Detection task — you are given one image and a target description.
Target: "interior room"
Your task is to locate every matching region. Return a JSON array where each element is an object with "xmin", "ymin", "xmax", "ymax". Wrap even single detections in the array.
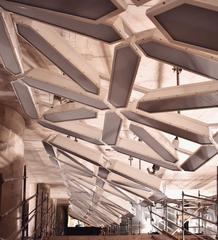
[{"xmin": 0, "ymin": 0, "xmax": 218, "ymax": 239}]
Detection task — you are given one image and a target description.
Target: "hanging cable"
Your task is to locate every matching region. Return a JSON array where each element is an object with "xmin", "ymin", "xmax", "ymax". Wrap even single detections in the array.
[{"xmin": 172, "ymin": 66, "xmax": 182, "ymax": 148}]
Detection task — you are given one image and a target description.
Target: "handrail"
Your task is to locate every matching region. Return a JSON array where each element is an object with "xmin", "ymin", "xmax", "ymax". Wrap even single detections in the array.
[
  {"xmin": 171, "ymin": 206, "xmax": 204, "ymax": 235},
  {"xmin": 13, "ymin": 196, "xmax": 53, "ymax": 240},
  {"xmin": 150, "ymin": 199, "xmax": 217, "ymax": 240},
  {"xmin": 0, "ymin": 166, "xmax": 56, "ymax": 240},
  {"xmin": 166, "ymin": 204, "xmax": 217, "ymax": 225},
  {"xmin": 150, "ymin": 209, "xmax": 181, "ymax": 229},
  {"xmin": 183, "ymin": 193, "xmax": 216, "ymax": 204},
  {"xmin": 0, "ymin": 193, "xmax": 37, "ymax": 220},
  {"xmin": 189, "ymin": 226, "xmax": 217, "ymax": 234},
  {"xmin": 150, "ymin": 210, "xmax": 206, "ymax": 240},
  {"xmin": 1, "ymin": 177, "xmax": 26, "ymax": 183}
]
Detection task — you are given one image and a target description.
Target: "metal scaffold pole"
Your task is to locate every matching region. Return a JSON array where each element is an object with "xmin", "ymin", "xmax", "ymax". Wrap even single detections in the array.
[
  {"xmin": 216, "ymin": 166, "xmax": 218, "ymax": 240},
  {"xmin": 182, "ymin": 191, "xmax": 185, "ymax": 240},
  {"xmin": 22, "ymin": 165, "xmax": 27, "ymax": 240},
  {"xmin": 165, "ymin": 204, "xmax": 168, "ymax": 231}
]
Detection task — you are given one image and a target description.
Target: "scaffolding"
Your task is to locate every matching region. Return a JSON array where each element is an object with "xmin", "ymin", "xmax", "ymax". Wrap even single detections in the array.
[
  {"xmin": 0, "ymin": 166, "xmax": 56, "ymax": 240},
  {"xmin": 150, "ymin": 191, "xmax": 217, "ymax": 240}
]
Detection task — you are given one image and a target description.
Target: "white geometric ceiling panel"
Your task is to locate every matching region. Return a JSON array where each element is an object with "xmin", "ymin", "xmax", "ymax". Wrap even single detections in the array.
[
  {"xmin": 0, "ymin": 8, "xmax": 23, "ymax": 74},
  {"xmin": 113, "ymin": 138, "xmax": 180, "ymax": 171},
  {"xmin": 136, "ymin": 29, "xmax": 218, "ymax": 80},
  {"xmin": 22, "ymin": 68, "xmax": 108, "ymax": 110},
  {"xmin": 147, "ymin": 0, "xmax": 218, "ymax": 54},
  {"xmin": 108, "ymin": 159, "xmax": 162, "ymax": 192},
  {"xmin": 129, "ymin": 124, "xmax": 178, "ymax": 163},
  {"xmin": 108, "ymin": 43, "xmax": 141, "ymax": 107},
  {"xmin": 48, "ymin": 134, "xmax": 104, "ymax": 166},
  {"xmin": 43, "ymin": 103, "xmax": 97, "ymax": 123},
  {"xmin": 1, "ymin": 0, "xmax": 126, "ymax": 23},
  {"xmin": 102, "ymin": 111, "xmax": 122, "ymax": 145},
  {"xmin": 122, "ymin": 109, "xmax": 210, "ymax": 144},
  {"xmin": 39, "ymin": 120, "xmax": 103, "ymax": 145},
  {"xmin": 11, "ymin": 79, "xmax": 39, "ymax": 119},
  {"xmin": 16, "ymin": 19, "xmax": 100, "ymax": 94},
  {"xmin": 137, "ymin": 81, "xmax": 218, "ymax": 112},
  {"xmin": 0, "ymin": 0, "xmax": 125, "ymax": 43},
  {"xmin": 181, "ymin": 145, "xmax": 218, "ymax": 171}
]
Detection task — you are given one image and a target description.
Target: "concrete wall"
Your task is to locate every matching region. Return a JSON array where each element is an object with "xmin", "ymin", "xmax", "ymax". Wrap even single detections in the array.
[
  {"xmin": 0, "ymin": 158, "xmax": 24, "ymax": 239},
  {"xmin": 0, "ymin": 105, "xmax": 25, "ymax": 168},
  {"xmin": 0, "ymin": 105, "xmax": 25, "ymax": 238}
]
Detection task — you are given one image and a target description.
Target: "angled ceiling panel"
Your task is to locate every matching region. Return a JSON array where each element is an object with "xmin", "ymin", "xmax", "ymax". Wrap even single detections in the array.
[
  {"xmin": 101, "ymin": 192, "xmax": 133, "ymax": 213},
  {"xmin": 101, "ymin": 194, "xmax": 131, "ymax": 210},
  {"xmin": 70, "ymin": 178, "xmax": 96, "ymax": 195},
  {"xmin": 122, "ymin": 110, "xmax": 210, "ymax": 144},
  {"xmin": 113, "ymin": 138, "xmax": 180, "ymax": 171},
  {"xmin": 102, "ymin": 112, "xmax": 122, "ymax": 145},
  {"xmin": 48, "ymin": 134, "xmax": 104, "ymax": 166},
  {"xmin": 39, "ymin": 119, "xmax": 103, "ymax": 145},
  {"xmin": 107, "ymin": 173, "xmax": 154, "ymax": 194},
  {"xmin": 108, "ymin": 159, "xmax": 162, "ymax": 192},
  {"xmin": 42, "ymin": 140, "xmax": 56, "ymax": 157},
  {"xmin": 0, "ymin": 9, "xmax": 23, "ymax": 74},
  {"xmin": 132, "ymin": 0, "xmax": 151, "ymax": 6},
  {"xmin": 96, "ymin": 178, "xmax": 105, "ymax": 189},
  {"xmin": 103, "ymin": 183, "xmax": 136, "ymax": 203},
  {"xmin": 22, "ymin": 68, "xmax": 108, "ymax": 110},
  {"xmin": 108, "ymin": 44, "xmax": 141, "ymax": 108},
  {"xmin": 49, "ymin": 156, "xmax": 60, "ymax": 167},
  {"xmin": 101, "ymin": 200, "xmax": 127, "ymax": 215},
  {"xmin": 11, "ymin": 80, "xmax": 39, "ymax": 119},
  {"xmin": 137, "ymin": 81, "xmax": 218, "ymax": 112},
  {"xmin": 130, "ymin": 124, "xmax": 178, "ymax": 163},
  {"xmin": 56, "ymin": 151, "xmax": 94, "ymax": 175},
  {"xmin": 114, "ymin": 184, "xmax": 153, "ymax": 202},
  {"xmin": 136, "ymin": 35, "xmax": 218, "ymax": 80},
  {"xmin": 0, "ymin": 2, "xmax": 124, "ymax": 43},
  {"xmin": 181, "ymin": 145, "xmax": 218, "ymax": 171},
  {"xmin": 147, "ymin": 0, "xmax": 218, "ymax": 54},
  {"xmin": 93, "ymin": 207, "xmax": 118, "ymax": 224},
  {"xmin": 61, "ymin": 165, "xmax": 93, "ymax": 178},
  {"xmin": 75, "ymin": 175, "xmax": 97, "ymax": 187},
  {"xmin": 44, "ymin": 103, "xmax": 97, "ymax": 122},
  {"xmin": 3, "ymin": 0, "xmax": 126, "ymax": 23},
  {"xmin": 16, "ymin": 21, "xmax": 100, "ymax": 94},
  {"xmin": 63, "ymin": 166, "xmax": 93, "ymax": 178},
  {"xmin": 101, "ymin": 195, "xmax": 131, "ymax": 215},
  {"xmin": 99, "ymin": 203, "xmax": 121, "ymax": 218},
  {"xmin": 107, "ymin": 174, "xmax": 153, "ymax": 200},
  {"xmin": 98, "ymin": 167, "xmax": 110, "ymax": 180}
]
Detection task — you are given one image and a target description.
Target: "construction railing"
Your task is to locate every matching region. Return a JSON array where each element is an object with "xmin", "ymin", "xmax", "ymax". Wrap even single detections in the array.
[
  {"xmin": 149, "ymin": 191, "xmax": 218, "ymax": 240},
  {"xmin": 105, "ymin": 221, "xmax": 142, "ymax": 235},
  {"xmin": 0, "ymin": 166, "xmax": 56, "ymax": 240}
]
